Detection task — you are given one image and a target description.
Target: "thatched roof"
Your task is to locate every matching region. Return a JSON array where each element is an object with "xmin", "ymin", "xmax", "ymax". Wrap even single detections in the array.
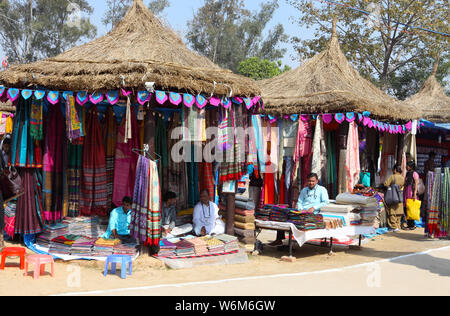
[
  {"xmin": 0, "ymin": 0, "xmax": 259, "ymax": 97},
  {"xmin": 258, "ymin": 22, "xmax": 419, "ymax": 121},
  {"xmin": 0, "ymin": 100, "xmax": 15, "ymax": 113},
  {"xmin": 404, "ymin": 60, "xmax": 450, "ymax": 123}
]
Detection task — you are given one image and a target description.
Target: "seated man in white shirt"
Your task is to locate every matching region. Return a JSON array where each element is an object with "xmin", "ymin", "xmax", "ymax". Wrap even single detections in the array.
[
  {"xmin": 269, "ymin": 173, "xmax": 330, "ymax": 246},
  {"xmin": 193, "ymin": 189, "xmax": 225, "ymax": 236}
]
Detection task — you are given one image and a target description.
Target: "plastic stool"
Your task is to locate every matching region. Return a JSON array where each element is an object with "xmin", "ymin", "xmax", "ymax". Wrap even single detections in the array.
[
  {"xmin": 24, "ymin": 255, "xmax": 55, "ymax": 279},
  {"xmin": 0, "ymin": 247, "xmax": 26, "ymax": 270},
  {"xmin": 104, "ymin": 255, "xmax": 133, "ymax": 279}
]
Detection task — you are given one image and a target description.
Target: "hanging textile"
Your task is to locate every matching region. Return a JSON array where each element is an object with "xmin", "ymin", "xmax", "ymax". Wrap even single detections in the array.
[
  {"xmin": 30, "ymin": 99, "xmax": 43, "ymax": 141},
  {"xmin": 428, "ymin": 168, "xmax": 442, "ymax": 237},
  {"xmin": 42, "ymin": 104, "xmax": 68, "ymax": 222},
  {"xmin": 311, "ymin": 117, "xmax": 327, "ymax": 182},
  {"xmin": 11, "ymin": 97, "xmax": 42, "ymax": 168},
  {"xmin": 67, "ymin": 142, "xmax": 83, "ymax": 217},
  {"xmin": 187, "ymin": 145, "xmax": 200, "ymax": 207},
  {"xmin": 3, "ymin": 202, "xmax": 16, "ymax": 238},
  {"xmin": 125, "ymin": 96, "xmax": 132, "ymax": 142},
  {"xmin": 326, "ymin": 131, "xmax": 337, "ymax": 198},
  {"xmin": 112, "ymin": 106, "xmax": 139, "ymax": 207},
  {"xmin": 65, "ymin": 96, "xmax": 81, "ymax": 141},
  {"xmin": 80, "ymin": 106, "xmax": 108, "ymax": 217},
  {"xmin": 338, "ymin": 149, "xmax": 348, "ymax": 195},
  {"xmin": 440, "ymin": 168, "xmax": 449, "ymax": 236},
  {"xmin": 155, "ymin": 115, "xmax": 168, "ymax": 189},
  {"xmin": 14, "ymin": 169, "xmax": 43, "ymax": 235},
  {"xmin": 279, "ymin": 120, "xmax": 298, "ymax": 178},
  {"xmin": 184, "ymin": 106, "xmax": 206, "ymax": 142},
  {"xmin": 293, "ymin": 119, "xmax": 313, "ymax": 187},
  {"xmin": 199, "ymin": 162, "xmax": 215, "ymax": 200},
  {"xmin": 130, "ymin": 155, "xmax": 161, "ymax": 246},
  {"xmin": 251, "ymin": 115, "xmax": 264, "ymax": 174},
  {"xmin": 380, "ymin": 133, "xmax": 398, "ymax": 184},
  {"xmin": 345, "ymin": 121, "xmax": 360, "ymax": 193},
  {"xmin": 103, "ymin": 107, "xmax": 117, "ymax": 210}
]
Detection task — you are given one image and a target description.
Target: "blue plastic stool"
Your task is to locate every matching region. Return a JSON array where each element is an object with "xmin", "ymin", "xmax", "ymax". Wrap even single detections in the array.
[{"xmin": 104, "ymin": 255, "xmax": 133, "ymax": 279}]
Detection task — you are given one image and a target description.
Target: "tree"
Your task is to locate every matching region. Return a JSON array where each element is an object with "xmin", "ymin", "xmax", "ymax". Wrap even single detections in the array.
[
  {"xmin": 0, "ymin": 0, "xmax": 97, "ymax": 64},
  {"xmin": 186, "ymin": 0, "xmax": 288, "ymax": 73},
  {"xmin": 238, "ymin": 57, "xmax": 290, "ymax": 80},
  {"xmin": 288, "ymin": 0, "xmax": 449, "ymax": 94},
  {"xmin": 103, "ymin": 0, "xmax": 171, "ymax": 30}
]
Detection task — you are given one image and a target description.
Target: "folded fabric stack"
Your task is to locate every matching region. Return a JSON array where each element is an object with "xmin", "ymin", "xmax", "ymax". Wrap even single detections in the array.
[
  {"xmin": 323, "ymin": 217, "xmax": 344, "ymax": 229},
  {"xmin": 200, "ymin": 237, "xmax": 225, "ymax": 254},
  {"xmin": 65, "ymin": 216, "xmax": 103, "ymax": 239},
  {"xmin": 113, "ymin": 243, "xmax": 139, "ymax": 256},
  {"xmin": 92, "ymin": 238, "xmax": 120, "ymax": 257},
  {"xmin": 288, "ymin": 211, "xmax": 325, "ymax": 231},
  {"xmin": 269, "ymin": 205, "xmax": 293, "ymax": 223},
  {"xmin": 37, "ymin": 223, "xmax": 70, "ymax": 248},
  {"xmin": 356, "ymin": 207, "xmax": 379, "ymax": 227},
  {"xmin": 159, "ymin": 239, "xmax": 178, "ymax": 257},
  {"xmin": 234, "ymin": 208, "xmax": 256, "ymax": 246},
  {"xmin": 175, "ymin": 240, "xmax": 195, "ymax": 257},
  {"xmin": 49, "ymin": 234, "xmax": 80, "ymax": 255},
  {"xmin": 348, "ymin": 213, "xmax": 362, "ymax": 226},
  {"xmin": 186, "ymin": 238, "xmax": 209, "ymax": 256},
  {"xmin": 71, "ymin": 237, "xmax": 97, "ymax": 256},
  {"xmin": 215, "ymin": 234, "xmax": 239, "ymax": 252},
  {"xmin": 336, "ymin": 193, "xmax": 379, "ymax": 207},
  {"xmin": 255, "ymin": 205, "xmax": 272, "ymax": 221}
]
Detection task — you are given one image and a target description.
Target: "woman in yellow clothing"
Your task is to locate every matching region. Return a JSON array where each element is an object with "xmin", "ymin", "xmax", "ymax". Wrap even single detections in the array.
[{"xmin": 384, "ymin": 165, "xmax": 405, "ymax": 232}]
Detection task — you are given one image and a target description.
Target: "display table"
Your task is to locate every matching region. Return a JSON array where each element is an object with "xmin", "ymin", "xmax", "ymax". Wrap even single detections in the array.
[{"xmin": 255, "ymin": 219, "xmax": 376, "ymax": 257}]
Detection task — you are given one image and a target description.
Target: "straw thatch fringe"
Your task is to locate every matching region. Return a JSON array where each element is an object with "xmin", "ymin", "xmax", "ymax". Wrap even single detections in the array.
[
  {"xmin": 0, "ymin": 0, "xmax": 259, "ymax": 97},
  {"xmin": 258, "ymin": 35, "xmax": 420, "ymax": 121}
]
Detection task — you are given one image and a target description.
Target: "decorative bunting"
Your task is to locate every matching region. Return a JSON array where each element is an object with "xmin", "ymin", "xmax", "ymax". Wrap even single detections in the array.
[
  {"xmin": 183, "ymin": 94, "xmax": 195, "ymax": 108},
  {"xmin": 221, "ymin": 97, "xmax": 231, "ymax": 109},
  {"xmin": 89, "ymin": 92, "xmax": 103, "ymax": 104},
  {"xmin": 62, "ymin": 91, "xmax": 73, "ymax": 100},
  {"xmin": 7, "ymin": 88, "xmax": 19, "ymax": 102},
  {"xmin": 290, "ymin": 114, "xmax": 298, "ymax": 122},
  {"xmin": 322, "ymin": 114, "xmax": 333, "ymax": 124},
  {"xmin": 106, "ymin": 90, "xmax": 120, "ymax": 105},
  {"xmin": 21, "ymin": 89, "xmax": 33, "ymax": 100},
  {"xmin": 169, "ymin": 92, "xmax": 182, "ymax": 106},
  {"xmin": 196, "ymin": 94, "xmax": 208, "ymax": 109},
  {"xmin": 47, "ymin": 91, "xmax": 59, "ymax": 105},
  {"xmin": 209, "ymin": 96, "xmax": 221, "ymax": 107},
  {"xmin": 232, "ymin": 97, "xmax": 243, "ymax": 104},
  {"xmin": 268, "ymin": 115, "xmax": 277, "ymax": 124},
  {"xmin": 335, "ymin": 113, "xmax": 345, "ymax": 124},
  {"xmin": 301, "ymin": 115, "xmax": 309, "ymax": 121},
  {"xmin": 34, "ymin": 90, "xmax": 45, "ymax": 100},
  {"xmin": 137, "ymin": 91, "xmax": 150, "ymax": 105},
  {"xmin": 363, "ymin": 111, "xmax": 371, "ymax": 117},
  {"xmin": 405, "ymin": 121, "xmax": 412, "ymax": 131},
  {"xmin": 121, "ymin": 89, "xmax": 132, "ymax": 97},
  {"xmin": 76, "ymin": 91, "xmax": 88, "ymax": 106},
  {"xmin": 243, "ymin": 98, "xmax": 252, "ymax": 109},
  {"xmin": 155, "ymin": 90, "xmax": 168, "ymax": 105},
  {"xmin": 358, "ymin": 113, "xmax": 363, "ymax": 122},
  {"xmin": 252, "ymin": 96, "xmax": 261, "ymax": 107},
  {"xmin": 346, "ymin": 112, "xmax": 356, "ymax": 123},
  {"xmin": 0, "ymin": 86, "xmax": 4, "ymax": 98}
]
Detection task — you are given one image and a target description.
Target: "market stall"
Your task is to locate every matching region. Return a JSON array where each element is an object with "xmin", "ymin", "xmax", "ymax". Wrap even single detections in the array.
[
  {"xmin": 0, "ymin": 0, "xmax": 261, "ymax": 261},
  {"xmin": 249, "ymin": 20, "xmax": 421, "ymax": 254}
]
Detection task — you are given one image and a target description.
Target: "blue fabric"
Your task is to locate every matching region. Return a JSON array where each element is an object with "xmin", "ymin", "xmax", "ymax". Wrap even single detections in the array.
[
  {"xmin": 363, "ymin": 227, "xmax": 389, "ymax": 239},
  {"xmin": 297, "ymin": 185, "xmax": 330, "ymax": 211},
  {"xmin": 102, "ymin": 207, "xmax": 132, "ymax": 239}
]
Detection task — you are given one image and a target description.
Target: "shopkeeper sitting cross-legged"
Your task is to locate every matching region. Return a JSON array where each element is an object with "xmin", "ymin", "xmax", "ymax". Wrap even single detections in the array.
[
  {"xmin": 162, "ymin": 191, "xmax": 193, "ymax": 238},
  {"xmin": 101, "ymin": 196, "xmax": 135, "ymax": 244},
  {"xmin": 193, "ymin": 189, "xmax": 225, "ymax": 237},
  {"xmin": 269, "ymin": 173, "xmax": 330, "ymax": 246}
]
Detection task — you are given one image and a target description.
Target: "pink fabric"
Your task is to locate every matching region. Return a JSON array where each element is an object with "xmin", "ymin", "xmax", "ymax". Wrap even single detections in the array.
[
  {"xmin": 293, "ymin": 119, "xmax": 312, "ymax": 164},
  {"xmin": 345, "ymin": 122, "xmax": 360, "ymax": 193},
  {"xmin": 112, "ymin": 107, "xmax": 139, "ymax": 207}
]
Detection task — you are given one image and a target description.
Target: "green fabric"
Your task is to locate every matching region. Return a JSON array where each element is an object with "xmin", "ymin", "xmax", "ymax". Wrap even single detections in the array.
[{"xmin": 326, "ymin": 132, "xmax": 337, "ymax": 198}]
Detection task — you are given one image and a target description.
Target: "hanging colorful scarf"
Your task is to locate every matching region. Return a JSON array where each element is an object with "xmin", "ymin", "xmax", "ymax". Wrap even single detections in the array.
[
  {"xmin": 130, "ymin": 155, "xmax": 150, "ymax": 243},
  {"xmin": 67, "ymin": 142, "xmax": 83, "ymax": 217},
  {"xmin": 311, "ymin": 117, "xmax": 327, "ymax": 182},
  {"xmin": 440, "ymin": 168, "xmax": 449, "ymax": 236},
  {"xmin": 345, "ymin": 121, "xmax": 360, "ymax": 193},
  {"xmin": 125, "ymin": 96, "xmax": 132, "ymax": 143},
  {"xmin": 43, "ymin": 104, "xmax": 68, "ymax": 223},
  {"xmin": 147, "ymin": 159, "xmax": 161, "ymax": 246},
  {"xmin": 112, "ymin": 106, "xmax": 139, "ymax": 208},
  {"xmin": 155, "ymin": 115, "xmax": 168, "ymax": 189},
  {"xmin": 103, "ymin": 107, "xmax": 117, "ymax": 210},
  {"xmin": 80, "ymin": 106, "xmax": 108, "ymax": 217},
  {"xmin": 65, "ymin": 95, "xmax": 81, "ymax": 142},
  {"xmin": 30, "ymin": 99, "xmax": 43, "ymax": 141}
]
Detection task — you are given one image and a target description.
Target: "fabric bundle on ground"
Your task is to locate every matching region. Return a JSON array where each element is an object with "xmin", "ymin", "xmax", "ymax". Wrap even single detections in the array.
[
  {"xmin": 200, "ymin": 236, "xmax": 225, "ymax": 254},
  {"xmin": 80, "ymin": 106, "xmax": 108, "ymax": 217},
  {"xmin": 3, "ymin": 202, "xmax": 16, "ymax": 238},
  {"xmin": 215, "ymin": 234, "xmax": 239, "ymax": 252},
  {"xmin": 71, "ymin": 237, "xmax": 97, "ymax": 256},
  {"xmin": 234, "ymin": 228, "xmax": 254, "ymax": 238},
  {"xmin": 234, "ymin": 214, "xmax": 255, "ymax": 223},
  {"xmin": 175, "ymin": 240, "xmax": 195, "ymax": 256},
  {"xmin": 159, "ymin": 239, "xmax": 177, "ymax": 257},
  {"xmin": 114, "ymin": 243, "xmax": 139, "ymax": 256},
  {"xmin": 186, "ymin": 238, "xmax": 209, "ymax": 256},
  {"xmin": 92, "ymin": 238, "xmax": 120, "ymax": 257},
  {"xmin": 238, "ymin": 236, "xmax": 256, "ymax": 245},
  {"xmin": 234, "ymin": 222, "xmax": 256, "ymax": 230}
]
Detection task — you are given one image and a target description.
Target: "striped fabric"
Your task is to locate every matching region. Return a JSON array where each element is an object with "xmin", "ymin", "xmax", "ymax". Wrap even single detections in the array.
[{"xmin": 147, "ymin": 160, "xmax": 161, "ymax": 246}]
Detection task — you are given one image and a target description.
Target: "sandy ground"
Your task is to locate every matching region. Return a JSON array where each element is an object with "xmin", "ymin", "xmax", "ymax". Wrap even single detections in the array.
[{"xmin": 1, "ymin": 229, "xmax": 449, "ymax": 296}]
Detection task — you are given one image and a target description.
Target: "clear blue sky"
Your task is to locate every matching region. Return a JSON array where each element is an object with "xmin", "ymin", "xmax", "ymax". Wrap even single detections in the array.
[{"xmin": 88, "ymin": 0, "xmax": 316, "ymax": 69}]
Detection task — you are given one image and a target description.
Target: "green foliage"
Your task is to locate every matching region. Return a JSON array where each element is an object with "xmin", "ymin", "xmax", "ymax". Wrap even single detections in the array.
[
  {"xmin": 288, "ymin": 0, "xmax": 449, "ymax": 96},
  {"xmin": 186, "ymin": 0, "xmax": 288, "ymax": 73},
  {"xmin": 0, "ymin": 0, "xmax": 97, "ymax": 63},
  {"xmin": 238, "ymin": 57, "xmax": 290, "ymax": 80}
]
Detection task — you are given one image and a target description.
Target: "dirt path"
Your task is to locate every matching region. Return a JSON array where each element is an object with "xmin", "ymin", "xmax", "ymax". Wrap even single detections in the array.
[{"xmin": 1, "ymin": 229, "xmax": 449, "ymax": 296}]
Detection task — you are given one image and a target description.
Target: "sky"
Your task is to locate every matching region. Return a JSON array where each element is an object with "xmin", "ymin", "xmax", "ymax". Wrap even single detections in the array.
[{"xmin": 88, "ymin": 0, "xmax": 316, "ymax": 69}]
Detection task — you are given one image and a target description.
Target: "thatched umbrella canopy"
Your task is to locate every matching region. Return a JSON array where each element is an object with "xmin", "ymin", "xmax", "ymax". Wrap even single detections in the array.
[
  {"xmin": 0, "ymin": 0, "xmax": 259, "ymax": 97},
  {"xmin": 258, "ymin": 20, "xmax": 418, "ymax": 121},
  {"xmin": 404, "ymin": 59, "xmax": 450, "ymax": 123}
]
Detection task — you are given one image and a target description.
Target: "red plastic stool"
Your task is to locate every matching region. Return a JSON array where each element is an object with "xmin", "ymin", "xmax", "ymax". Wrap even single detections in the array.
[
  {"xmin": 0, "ymin": 247, "xmax": 26, "ymax": 270},
  {"xmin": 24, "ymin": 255, "xmax": 55, "ymax": 279}
]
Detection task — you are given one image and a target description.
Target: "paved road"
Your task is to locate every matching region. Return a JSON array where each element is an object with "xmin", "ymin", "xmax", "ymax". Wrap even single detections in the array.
[{"xmin": 57, "ymin": 246, "xmax": 450, "ymax": 296}]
